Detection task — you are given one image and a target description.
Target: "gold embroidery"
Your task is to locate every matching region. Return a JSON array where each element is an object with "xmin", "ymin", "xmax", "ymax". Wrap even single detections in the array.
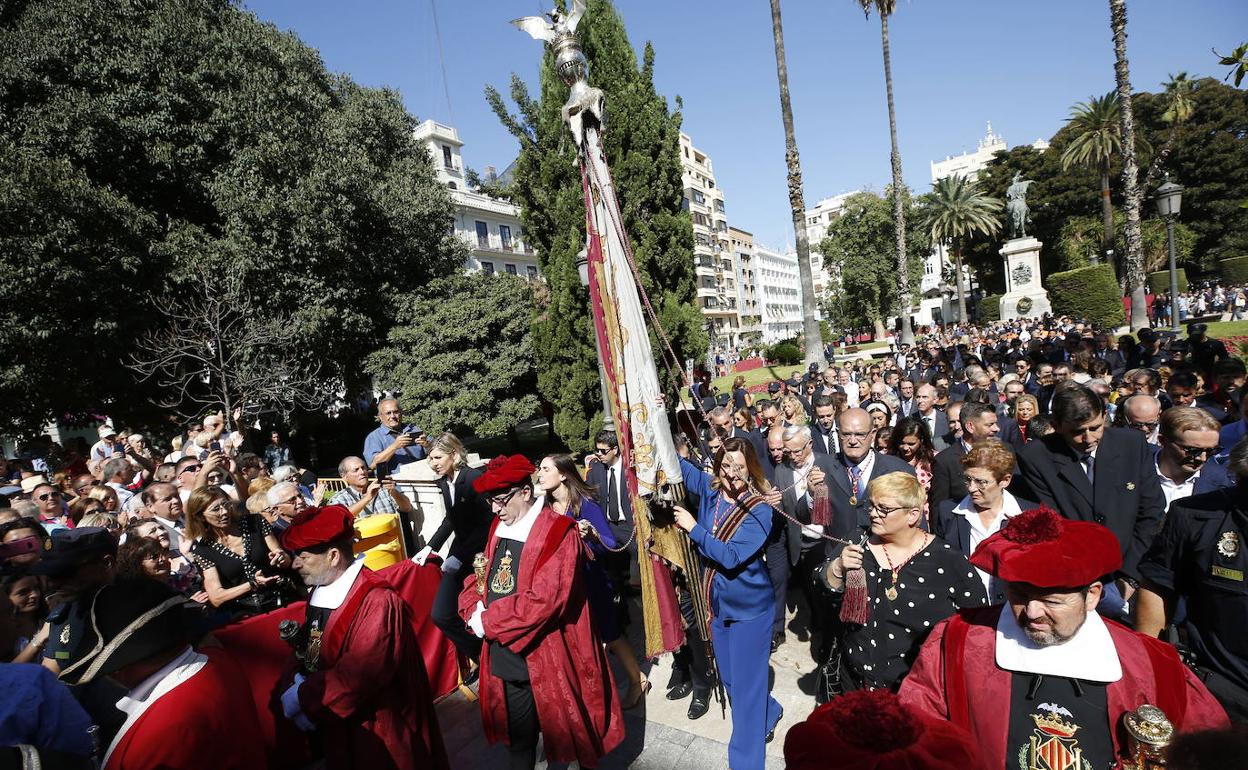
[{"xmin": 491, "ymin": 549, "xmax": 516, "ymax": 595}]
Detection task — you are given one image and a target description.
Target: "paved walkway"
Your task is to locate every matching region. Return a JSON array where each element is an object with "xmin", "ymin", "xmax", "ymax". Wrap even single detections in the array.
[{"xmin": 437, "ymin": 595, "xmax": 821, "ymax": 769}]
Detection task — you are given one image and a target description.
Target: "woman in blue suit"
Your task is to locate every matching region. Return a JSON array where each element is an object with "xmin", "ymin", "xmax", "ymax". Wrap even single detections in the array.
[{"xmin": 673, "ymin": 436, "xmax": 782, "ymax": 769}]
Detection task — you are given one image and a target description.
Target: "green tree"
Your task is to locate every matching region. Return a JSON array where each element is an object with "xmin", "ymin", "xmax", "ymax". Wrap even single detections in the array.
[
  {"xmin": 1214, "ymin": 42, "xmax": 1248, "ymax": 87},
  {"xmin": 484, "ymin": 0, "xmax": 703, "ymax": 452},
  {"xmin": 1058, "ymin": 212, "xmax": 1196, "ymax": 273},
  {"xmin": 769, "ymin": 0, "xmax": 823, "ymax": 366},
  {"xmin": 818, "ymin": 191, "xmax": 926, "ymax": 334},
  {"xmin": 0, "ymin": 0, "xmax": 463, "ymax": 434},
  {"xmin": 1061, "ymin": 92, "xmax": 1122, "ymax": 266},
  {"xmin": 918, "ymin": 176, "xmax": 1003, "ymax": 323},
  {"xmin": 1109, "ymin": 0, "xmax": 1148, "ymax": 327},
  {"xmin": 367, "ymin": 274, "xmax": 540, "ymax": 441},
  {"xmin": 856, "ymin": 0, "xmax": 913, "ymax": 343}
]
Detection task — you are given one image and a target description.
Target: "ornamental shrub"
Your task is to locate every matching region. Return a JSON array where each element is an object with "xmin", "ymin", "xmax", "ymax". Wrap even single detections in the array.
[
  {"xmin": 1220, "ymin": 257, "xmax": 1248, "ymax": 285},
  {"xmin": 1048, "ymin": 264, "xmax": 1126, "ymax": 328},
  {"xmin": 768, "ymin": 342, "xmax": 802, "ymax": 365},
  {"xmin": 977, "ymin": 295, "xmax": 1002, "ymax": 323},
  {"xmin": 1147, "ymin": 270, "xmax": 1188, "ymax": 294}
]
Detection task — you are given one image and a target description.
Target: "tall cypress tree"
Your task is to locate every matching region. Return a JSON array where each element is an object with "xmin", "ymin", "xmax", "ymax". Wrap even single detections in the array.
[{"xmin": 486, "ymin": 0, "xmax": 703, "ymax": 452}]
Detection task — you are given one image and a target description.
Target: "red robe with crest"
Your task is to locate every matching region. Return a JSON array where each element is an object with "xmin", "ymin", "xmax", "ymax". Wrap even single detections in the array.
[
  {"xmin": 899, "ymin": 606, "xmax": 1229, "ymax": 769},
  {"xmin": 297, "ymin": 567, "xmax": 449, "ymax": 770},
  {"xmin": 458, "ymin": 506, "xmax": 625, "ymax": 766}
]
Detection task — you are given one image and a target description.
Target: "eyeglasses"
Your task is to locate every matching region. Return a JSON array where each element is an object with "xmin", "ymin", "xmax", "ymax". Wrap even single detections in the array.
[
  {"xmin": 962, "ymin": 476, "xmax": 997, "ymax": 490},
  {"xmin": 180, "ymin": 465, "xmax": 202, "ymax": 474},
  {"xmin": 1128, "ymin": 420, "xmax": 1160, "ymax": 431},
  {"xmin": 488, "ymin": 488, "xmax": 520, "ymax": 509},
  {"xmin": 1175, "ymin": 443, "xmax": 1221, "ymax": 460},
  {"xmin": 75, "ymin": 480, "xmax": 103, "ymax": 491},
  {"xmin": 36, "ymin": 492, "xmax": 60, "ymax": 501},
  {"xmin": 868, "ymin": 502, "xmax": 908, "ymax": 516},
  {"xmin": 593, "ymin": 447, "xmax": 614, "ymax": 456}
]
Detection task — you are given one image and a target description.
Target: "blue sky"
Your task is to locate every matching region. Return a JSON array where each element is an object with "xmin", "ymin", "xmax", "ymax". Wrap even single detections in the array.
[{"xmin": 244, "ymin": 0, "xmax": 1245, "ymax": 247}]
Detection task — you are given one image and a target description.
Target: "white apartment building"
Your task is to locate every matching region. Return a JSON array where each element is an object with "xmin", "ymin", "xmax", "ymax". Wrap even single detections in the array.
[
  {"xmin": 919, "ymin": 123, "xmax": 1050, "ymax": 325},
  {"xmin": 414, "ymin": 120, "xmax": 541, "ymax": 280},
  {"xmin": 681, "ymin": 132, "xmax": 743, "ymax": 347},
  {"xmin": 756, "ymin": 243, "xmax": 802, "ymax": 343},
  {"xmin": 728, "ymin": 227, "xmax": 762, "ymax": 344},
  {"xmin": 803, "ymin": 191, "xmax": 858, "ymax": 299}
]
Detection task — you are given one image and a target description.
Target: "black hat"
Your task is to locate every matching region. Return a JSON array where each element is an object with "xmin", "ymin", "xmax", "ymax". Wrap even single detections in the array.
[
  {"xmin": 1138, "ymin": 328, "xmax": 1158, "ymax": 342},
  {"xmin": 808, "ymin": 362, "xmax": 821, "ymax": 373},
  {"xmin": 767, "ymin": 382, "xmax": 782, "ymax": 394},
  {"xmin": 60, "ymin": 579, "xmax": 188, "ymax": 684},
  {"xmin": 1188, "ymin": 322, "xmax": 1208, "ymax": 336},
  {"xmin": 30, "ymin": 527, "xmax": 117, "ymax": 577}
]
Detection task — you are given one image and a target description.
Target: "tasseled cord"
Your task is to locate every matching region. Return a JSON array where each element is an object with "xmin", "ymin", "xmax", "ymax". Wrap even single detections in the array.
[{"xmin": 839, "ymin": 566, "xmax": 870, "ymax": 626}]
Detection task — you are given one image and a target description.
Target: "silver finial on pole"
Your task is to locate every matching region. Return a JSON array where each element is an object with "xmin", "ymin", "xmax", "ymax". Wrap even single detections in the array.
[{"xmin": 512, "ymin": 1, "xmax": 603, "ymax": 147}]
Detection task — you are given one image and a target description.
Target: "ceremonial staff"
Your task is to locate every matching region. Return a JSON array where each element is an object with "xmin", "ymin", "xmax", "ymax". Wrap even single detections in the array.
[{"xmin": 512, "ymin": 1, "xmax": 712, "ymax": 668}]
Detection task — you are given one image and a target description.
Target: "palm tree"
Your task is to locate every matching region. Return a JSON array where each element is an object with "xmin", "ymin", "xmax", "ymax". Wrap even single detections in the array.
[
  {"xmin": 1109, "ymin": 0, "xmax": 1148, "ymax": 328},
  {"xmin": 857, "ymin": 0, "xmax": 912, "ymax": 344},
  {"xmin": 1061, "ymin": 92, "xmax": 1121, "ymax": 268},
  {"xmin": 768, "ymin": 0, "xmax": 823, "ymax": 366},
  {"xmin": 919, "ymin": 175, "xmax": 1003, "ymax": 324},
  {"xmin": 1143, "ymin": 72, "xmax": 1197, "ymax": 189}
]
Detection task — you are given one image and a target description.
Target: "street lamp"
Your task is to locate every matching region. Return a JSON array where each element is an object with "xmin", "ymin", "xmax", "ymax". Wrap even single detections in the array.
[
  {"xmin": 576, "ymin": 248, "xmax": 615, "ymax": 432},
  {"xmin": 1155, "ymin": 177, "xmax": 1184, "ymax": 333}
]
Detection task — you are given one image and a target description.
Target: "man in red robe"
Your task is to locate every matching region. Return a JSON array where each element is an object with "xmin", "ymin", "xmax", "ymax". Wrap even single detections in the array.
[
  {"xmin": 458, "ymin": 455, "xmax": 625, "ymax": 769},
  {"xmin": 68, "ymin": 578, "xmax": 266, "ymax": 770},
  {"xmin": 900, "ymin": 507, "xmax": 1228, "ymax": 769},
  {"xmin": 279, "ymin": 504, "xmax": 448, "ymax": 770}
]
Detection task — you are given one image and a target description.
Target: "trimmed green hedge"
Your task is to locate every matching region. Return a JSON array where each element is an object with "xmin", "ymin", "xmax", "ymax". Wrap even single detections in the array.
[
  {"xmin": 1048, "ymin": 264, "xmax": 1126, "ymax": 328},
  {"xmin": 1147, "ymin": 269, "xmax": 1188, "ymax": 295},
  {"xmin": 1221, "ymin": 257, "xmax": 1248, "ymax": 285},
  {"xmin": 768, "ymin": 342, "xmax": 802, "ymax": 365},
  {"xmin": 977, "ymin": 295, "xmax": 1002, "ymax": 323}
]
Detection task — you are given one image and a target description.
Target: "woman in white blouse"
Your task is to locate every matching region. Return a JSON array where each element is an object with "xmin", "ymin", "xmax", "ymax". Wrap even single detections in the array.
[{"xmin": 933, "ymin": 441, "xmax": 1037, "ymax": 604}]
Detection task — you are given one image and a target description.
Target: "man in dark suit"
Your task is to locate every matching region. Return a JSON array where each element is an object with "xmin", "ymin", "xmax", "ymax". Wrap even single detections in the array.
[
  {"xmin": 1093, "ymin": 333, "xmax": 1128, "ymax": 380},
  {"xmin": 914, "ymin": 384, "xmax": 950, "ymax": 452},
  {"xmin": 1036, "ymin": 361, "xmax": 1072, "ymax": 414},
  {"xmin": 1012, "ymin": 358, "xmax": 1041, "ymax": 394},
  {"xmin": 1018, "ymin": 385, "xmax": 1165, "ymax": 617},
  {"xmin": 929, "ymin": 401, "xmax": 1001, "ymax": 510},
  {"xmin": 586, "ymin": 430, "xmax": 636, "ymax": 623},
  {"xmin": 706, "ymin": 405, "xmax": 764, "ymax": 460},
  {"xmin": 825, "ymin": 408, "xmax": 917, "ymax": 541},
  {"xmin": 895, "ymin": 379, "xmax": 917, "ymax": 418},
  {"xmin": 1154, "ymin": 405, "xmax": 1235, "ymax": 512},
  {"xmin": 809, "ymin": 395, "xmax": 838, "ymax": 456}
]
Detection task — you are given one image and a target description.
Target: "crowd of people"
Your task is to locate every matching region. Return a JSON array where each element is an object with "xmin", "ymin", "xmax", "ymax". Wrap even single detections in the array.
[{"xmin": 4, "ymin": 315, "xmax": 1248, "ymax": 768}]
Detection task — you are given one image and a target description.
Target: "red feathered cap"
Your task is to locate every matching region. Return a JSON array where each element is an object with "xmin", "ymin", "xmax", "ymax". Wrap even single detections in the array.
[
  {"xmin": 280, "ymin": 505, "xmax": 355, "ymax": 552},
  {"xmin": 472, "ymin": 455, "xmax": 536, "ymax": 495},
  {"xmin": 784, "ymin": 689, "xmax": 982, "ymax": 770},
  {"xmin": 970, "ymin": 506, "xmax": 1122, "ymax": 588}
]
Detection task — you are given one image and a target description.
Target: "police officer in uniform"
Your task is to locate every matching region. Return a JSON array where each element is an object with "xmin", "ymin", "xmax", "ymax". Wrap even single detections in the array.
[
  {"xmin": 33, "ymin": 527, "xmax": 127, "ymax": 744},
  {"xmin": 1138, "ymin": 437, "xmax": 1248, "ymax": 720}
]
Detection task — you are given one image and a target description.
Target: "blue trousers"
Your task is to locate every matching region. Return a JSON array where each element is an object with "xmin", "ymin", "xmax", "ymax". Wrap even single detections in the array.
[{"xmin": 712, "ymin": 611, "xmax": 783, "ymax": 770}]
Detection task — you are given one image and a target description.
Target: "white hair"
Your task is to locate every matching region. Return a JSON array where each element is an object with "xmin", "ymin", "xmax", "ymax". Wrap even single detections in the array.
[
  {"xmin": 266, "ymin": 481, "xmax": 298, "ymax": 507},
  {"xmin": 271, "ymin": 465, "xmax": 299, "ymax": 483},
  {"xmin": 781, "ymin": 424, "xmax": 811, "ymax": 443}
]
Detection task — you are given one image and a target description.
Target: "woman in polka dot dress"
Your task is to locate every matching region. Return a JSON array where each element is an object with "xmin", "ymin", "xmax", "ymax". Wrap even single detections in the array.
[{"xmin": 820, "ymin": 471, "xmax": 987, "ymax": 691}]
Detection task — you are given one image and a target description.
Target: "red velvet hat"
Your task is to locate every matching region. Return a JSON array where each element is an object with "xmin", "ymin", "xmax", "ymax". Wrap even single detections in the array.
[
  {"xmin": 472, "ymin": 455, "xmax": 536, "ymax": 495},
  {"xmin": 280, "ymin": 505, "xmax": 354, "ymax": 552},
  {"xmin": 784, "ymin": 689, "xmax": 983, "ymax": 770},
  {"xmin": 970, "ymin": 506, "xmax": 1123, "ymax": 588}
]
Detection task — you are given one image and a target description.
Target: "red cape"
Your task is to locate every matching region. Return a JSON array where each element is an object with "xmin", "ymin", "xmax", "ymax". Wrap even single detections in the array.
[
  {"xmin": 215, "ymin": 561, "xmax": 458, "ymax": 770},
  {"xmin": 458, "ymin": 506, "xmax": 625, "ymax": 766},
  {"xmin": 899, "ymin": 606, "xmax": 1229, "ymax": 769},
  {"xmin": 105, "ymin": 647, "xmax": 266, "ymax": 770},
  {"xmin": 297, "ymin": 568, "xmax": 449, "ymax": 770}
]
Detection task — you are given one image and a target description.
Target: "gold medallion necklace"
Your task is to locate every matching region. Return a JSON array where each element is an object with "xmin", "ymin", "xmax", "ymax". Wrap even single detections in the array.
[{"xmin": 879, "ymin": 534, "xmax": 930, "ymax": 601}]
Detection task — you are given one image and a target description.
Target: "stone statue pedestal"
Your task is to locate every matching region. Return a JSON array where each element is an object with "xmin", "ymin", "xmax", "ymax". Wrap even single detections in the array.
[{"xmin": 998, "ymin": 237, "xmax": 1052, "ymax": 320}]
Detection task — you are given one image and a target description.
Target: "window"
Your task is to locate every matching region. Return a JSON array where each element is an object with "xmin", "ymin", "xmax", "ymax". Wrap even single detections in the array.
[
  {"xmin": 692, "ymin": 190, "xmax": 705, "ymax": 205},
  {"xmin": 505, "ymin": 264, "xmax": 517, "ymax": 275},
  {"xmin": 499, "ymin": 225, "xmax": 512, "ymax": 251},
  {"xmin": 526, "ymin": 265, "xmax": 538, "ymax": 279},
  {"xmin": 447, "ymin": 182, "xmax": 457, "ymax": 190},
  {"xmin": 714, "ymin": 199, "xmax": 725, "ymax": 212},
  {"xmin": 693, "ymin": 212, "xmax": 708, "ymax": 227},
  {"xmin": 481, "ymin": 261, "xmax": 495, "ymax": 275},
  {"xmin": 442, "ymin": 146, "xmax": 453, "ymax": 169},
  {"xmin": 475, "ymin": 221, "xmax": 489, "ymax": 248}
]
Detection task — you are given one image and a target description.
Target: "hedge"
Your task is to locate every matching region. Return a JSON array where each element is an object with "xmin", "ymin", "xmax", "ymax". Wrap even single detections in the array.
[
  {"xmin": 1221, "ymin": 257, "xmax": 1248, "ymax": 285},
  {"xmin": 768, "ymin": 342, "xmax": 802, "ymax": 365},
  {"xmin": 1147, "ymin": 269, "xmax": 1188, "ymax": 295},
  {"xmin": 977, "ymin": 295, "xmax": 1002, "ymax": 323},
  {"xmin": 1048, "ymin": 264, "xmax": 1126, "ymax": 328}
]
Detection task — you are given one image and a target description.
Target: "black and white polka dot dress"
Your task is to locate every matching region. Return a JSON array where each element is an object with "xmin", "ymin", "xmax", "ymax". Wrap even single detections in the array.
[{"xmin": 842, "ymin": 538, "xmax": 988, "ymax": 690}]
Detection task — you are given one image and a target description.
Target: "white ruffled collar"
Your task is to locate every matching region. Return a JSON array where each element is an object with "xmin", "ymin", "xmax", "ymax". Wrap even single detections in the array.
[
  {"xmin": 995, "ymin": 603, "xmax": 1122, "ymax": 682},
  {"xmin": 494, "ymin": 495, "xmax": 544, "ymax": 543},
  {"xmin": 309, "ymin": 557, "xmax": 366, "ymax": 610}
]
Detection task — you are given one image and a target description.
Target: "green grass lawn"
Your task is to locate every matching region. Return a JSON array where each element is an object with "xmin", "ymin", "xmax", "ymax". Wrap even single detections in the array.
[
  {"xmin": 708, "ymin": 341, "xmax": 892, "ymax": 393},
  {"xmin": 1206, "ymin": 320, "xmax": 1248, "ymax": 339}
]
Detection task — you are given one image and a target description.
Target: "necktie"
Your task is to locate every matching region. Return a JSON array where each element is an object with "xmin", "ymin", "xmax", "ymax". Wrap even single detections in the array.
[
  {"xmin": 607, "ymin": 468, "xmax": 620, "ymax": 522},
  {"xmin": 1082, "ymin": 453, "xmax": 1095, "ymax": 485},
  {"xmin": 848, "ymin": 464, "xmax": 863, "ymax": 505}
]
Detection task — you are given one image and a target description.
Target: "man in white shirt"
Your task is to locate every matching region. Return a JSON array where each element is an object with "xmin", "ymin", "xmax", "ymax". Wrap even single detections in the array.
[
  {"xmin": 1154, "ymin": 406, "xmax": 1232, "ymax": 511},
  {"xmin": 915, "ymin": 384, "xmax": 949, "ymax": 452},
  {"xmin": 102, "ymin": 457, "xmax": 135, "ymax": 509},
  {"xmin": 140, "ymin": 482, "xmax": 187, "ymax": 554}
]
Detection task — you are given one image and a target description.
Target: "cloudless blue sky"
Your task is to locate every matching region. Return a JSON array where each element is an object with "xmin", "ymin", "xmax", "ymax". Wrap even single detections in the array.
[{"xmin": 244, "ymin": 0, "xmax": 1245, "ymax": 247}]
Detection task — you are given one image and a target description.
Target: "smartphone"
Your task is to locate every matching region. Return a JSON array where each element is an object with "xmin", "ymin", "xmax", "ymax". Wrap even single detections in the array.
[{"xmin": 374, "ymin": 467, "xmax": 389, "ymax": 484}]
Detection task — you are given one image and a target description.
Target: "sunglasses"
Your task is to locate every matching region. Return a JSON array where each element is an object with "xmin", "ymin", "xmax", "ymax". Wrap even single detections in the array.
[
  {"xmin": 487, "ymin": 488, "xmax": 520, "ymax": 509},
  {"xmin": 37, "ymin": 492, "xmax": 60, "ymax": 501},
  {"xmin": 180, "ymin": 465, "xmax": 202, "ymax": 474},
  {"xmin": 1175, "ymin": 443, "xmax": 1221, "ymax": 460},
  {"xmin": 593, "ymin": 447, "xmax": 614, "ymax": 456}
]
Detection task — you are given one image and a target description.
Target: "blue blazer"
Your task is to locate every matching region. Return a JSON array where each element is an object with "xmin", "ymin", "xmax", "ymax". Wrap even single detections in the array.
[
  {"xmin": 1150, "ymin": 445, "xmax": 1236, "ymax": 498},
  {"xmin": 679, "ymin": 457, "xmax": 774, "ymax": 623}
]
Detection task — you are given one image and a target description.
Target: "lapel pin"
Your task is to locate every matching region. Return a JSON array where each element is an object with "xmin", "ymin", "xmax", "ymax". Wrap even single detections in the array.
[{"xmin": 1126, "ymin": 482, "xmax": 1135, "ymax": 490}]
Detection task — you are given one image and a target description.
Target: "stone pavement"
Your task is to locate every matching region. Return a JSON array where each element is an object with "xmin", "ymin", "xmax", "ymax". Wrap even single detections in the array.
[{"xmin": 437, "ymin": 595, "xmax": 822, "ymax": 769}]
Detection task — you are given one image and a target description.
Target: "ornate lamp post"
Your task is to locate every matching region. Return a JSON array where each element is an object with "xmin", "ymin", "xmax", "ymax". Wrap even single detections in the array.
[
  {"xmin": 1155, "ymin": 177, "xmax": 1184, "ymax": 333},
  {"xmin": 576, "ymin": 247, "xmax": 615, "ymax": 431}
]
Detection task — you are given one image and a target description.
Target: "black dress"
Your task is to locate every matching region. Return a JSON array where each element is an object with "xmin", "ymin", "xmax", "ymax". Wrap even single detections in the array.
[
  {"xmin": 191, "ymin": 514, "xmax": 294, "ymax": 615},
  {"xmin": 835, "ymin": 536, "xmax": 988, "ymax": 691}
]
